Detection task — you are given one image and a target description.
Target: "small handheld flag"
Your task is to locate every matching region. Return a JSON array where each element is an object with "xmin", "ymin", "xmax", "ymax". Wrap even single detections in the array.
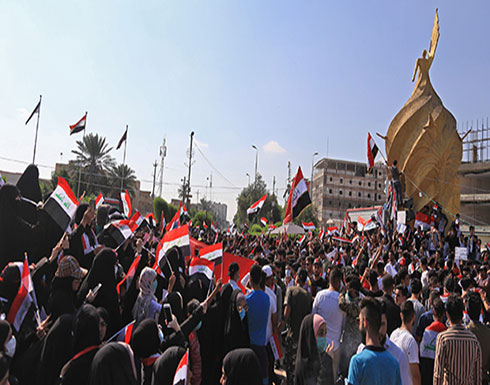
[
  {"xmin": 301, "ymin": 221, "xmax": 315, "ymax": 231},
  {"xmin": 260, "ymin": 217, "xmax": 268, "ymax": 226},
  {"xmin": 173, "ymin": 350, "xmax": 189, "ymax": 385},
  {"xmin": 44, "ymin": 177, "xmax": 78, "ymax": 231},
  {"xmin": 95, "ymin": 193, "xmax": 104, "ymax": 209},
  {"xmin": 367, "ymin": 133, "xmax": 379, "ymax": 172},
  {"xmin": 121, "ymin": 190, "xmax": 132, "ymax": 218},
  {"xmin": 247, "ymin": 195, "xmax": 267, "ymax": 217}
]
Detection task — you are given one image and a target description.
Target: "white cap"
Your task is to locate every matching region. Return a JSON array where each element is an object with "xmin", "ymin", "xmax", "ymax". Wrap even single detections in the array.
[{"xmin": 262, "ymin": 265, "xmax": 273, "ymax": 278}]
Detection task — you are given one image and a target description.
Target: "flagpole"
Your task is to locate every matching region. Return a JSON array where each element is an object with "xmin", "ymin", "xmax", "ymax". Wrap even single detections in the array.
[
  {"xmin": 77, "ymin": 112, "xmax": 87, "ymax": 198},
  {"xmin": 121, "ymin": 124, "xmax": 128, "ymax": 192},
  {"xmin": 32, "ymin": 95, "xmax": 42, "ymax": 164}
]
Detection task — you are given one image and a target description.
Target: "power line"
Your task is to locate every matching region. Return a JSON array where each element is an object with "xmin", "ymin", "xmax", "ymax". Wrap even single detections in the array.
[{"xmin": 193, "ymin": 142, "xmax": 238, "ymax": 187}]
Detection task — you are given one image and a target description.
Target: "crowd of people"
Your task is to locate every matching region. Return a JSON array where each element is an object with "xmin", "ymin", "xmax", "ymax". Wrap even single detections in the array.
[{"xmin": 0, "ymin": 164, "xmax": 489, "ymax": 385}]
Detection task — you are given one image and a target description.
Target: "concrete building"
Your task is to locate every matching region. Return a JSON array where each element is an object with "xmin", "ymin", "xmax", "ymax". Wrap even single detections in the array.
[{"xmin": 311, "ymin": 158, "xmax": 387, "ymax": 225}]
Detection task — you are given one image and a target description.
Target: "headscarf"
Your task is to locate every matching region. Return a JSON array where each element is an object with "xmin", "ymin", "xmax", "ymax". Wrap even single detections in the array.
[
  {"xmin": 223, "ymin": 289, "xmax": 250, "ymax": 354},
  {"xmin": 16, "ymin": 164, "xmax": 42, "ymax": 203},
  {"xmin": 75, "ymin": 203, "xmax": 89, "ymax": 226},
  {"xmin": 151, "ymin": 346, "xmax": 185, "ymax": 385},
  {"xmin": 78, "ymin": 248, "xmax": 120, "ymax": 335},
  {"xmin": 294, "ymin": 314, "xmax": 321, "ymax": 385},
  {"xmin": 90, "ymin": 342, "xmax": 138, "ymax": 385},
  {"xmin": 0, "ymin": 321, "xmax": 10, "ymax": 350},
  {"xmin": 130, "ymin": 319, "xmax": 161, "ymax": 359},
  {"xmin": 313, "ymin": 314, "xmax": 326, "ymax": 336},
  {"xmin": 163, "ymin": 292, "xmax": 185, "ymax": 324},
  {"xmin": 222, "ymin": 348, "xmax": 262, "ymax": 385},
  {"xmin": 132, "ymin": 267, "xmax": 158, "ymax": 324}
]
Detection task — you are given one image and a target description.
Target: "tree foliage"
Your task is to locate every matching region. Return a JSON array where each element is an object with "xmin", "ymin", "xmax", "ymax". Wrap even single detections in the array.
[
  {"xmin": 153, "ymin": 197, "xmax": 178, "ymax": 223},
  {"xmin": 293, "ymin": 205, "xmax": 319, "ymax": 227},
  {"xmin": 192, "ymin": 210, "xmax": 215, "ymax": 228},
  {"xmin": 233, "ymin": 173, "xmax": 282, "ymax": 226},
  {"xmin": 108, "ymin": 164, "xmax": 137, "ymax": 196}
]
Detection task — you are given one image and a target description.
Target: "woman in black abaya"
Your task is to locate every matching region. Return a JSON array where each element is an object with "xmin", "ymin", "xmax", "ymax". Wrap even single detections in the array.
[
  {"xmin": 90, "ymin": 342, "xmax": 138, "ymax": 385},
  {"xmin": 151, "ymin": 346, "xmax": 186, "ymax": 385},
  {"xmin": 220, "ymin": 348, "xmax": 262, "ymax": 385},
  {"xmin": 223, "ymin": 289, "xmax": 249, "ymax": 355}
]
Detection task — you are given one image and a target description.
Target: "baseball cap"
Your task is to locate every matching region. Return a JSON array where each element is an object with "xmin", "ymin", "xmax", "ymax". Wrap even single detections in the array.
[
  {"xmin": 262, "ymin": 265, "xmax": 273, "ymax": 278},
  {"xmin": 56, "ymin": 256, "xmax": 87, "ymax": 280}
]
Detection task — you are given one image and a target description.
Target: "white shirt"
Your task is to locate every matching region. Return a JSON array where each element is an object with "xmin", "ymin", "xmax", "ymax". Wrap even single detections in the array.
[
  {"xmin": 312, "ymin": 288, "xmax": 345, "ymax": 351},
  {"xmin": 265, "ymin": 286, "xmax": 277, "ymax": 342},
  {"xmin": 391, "ymin": 328, "xmax": 419, "ymax": 385},
  {"xmin": 421, "ymin": 270, "xmax": 430, "ymax": 288},
  {"xmin": 357, "ymin": 335, "xmax": 411, "ymax": 385},
  {"xmin": 229, "ymin": 279, "xmax": 240, "ymax": 291}
]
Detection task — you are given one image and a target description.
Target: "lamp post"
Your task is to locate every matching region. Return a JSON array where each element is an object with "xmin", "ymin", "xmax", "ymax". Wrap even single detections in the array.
[
  {"xmin": 311, "ymin": 151, "xmax": 318, "ymax": 196},
  {"xmin": 246, "ymin": 173, "xmax": 250, "ymax": 186},
  {"xmin": 252, "ymin": 145, "xmax": 258, "ymax": 183}
]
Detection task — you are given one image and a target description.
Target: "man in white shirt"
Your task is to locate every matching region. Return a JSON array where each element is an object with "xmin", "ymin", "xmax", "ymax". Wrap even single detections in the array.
[
  {"xmin": 312, "ymin": 267, "xmax": 345, "ymax": 378},
  {"xmin": 228, "ymin": 262, "xmax": 240, "ymax": 291},
  {"xmin": 358, "ymin": 302, "xmax": 411, "ymax": 385},
  {"xmin": 391, "ymin": 301, "xmax": 421, "ymax": 385}
]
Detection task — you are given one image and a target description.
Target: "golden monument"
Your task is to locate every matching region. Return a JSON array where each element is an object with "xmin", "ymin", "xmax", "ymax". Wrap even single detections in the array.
[{"xmin": 384, "ymin": 9, "xmax": 462, "ymax": 216}]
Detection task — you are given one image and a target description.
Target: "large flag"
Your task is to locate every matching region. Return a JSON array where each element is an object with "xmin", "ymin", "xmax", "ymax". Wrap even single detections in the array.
[
  {"xmin": 199, "ymin": 242, "xmax": 223, "ymax": 263},
  {"xmin": 367, "ymin": 133, "xmax": 379, "ymax": 171},
  {"xmin": 301, "ymin": 221, "xmax": 315, "ymax": 231},
  {"xmin": 25, "ymin": 99, "xmax": 41, "ymax": 125},
  {"xmin": 7, "ymin": 257, "xmax": 37, "ymax": 331},
  {"xmin": 95, "ymin": 193, "xmax": 104, "ymax": 209},
  {"xmin": 260, "ymin": 217, "xmax": 268, "ymax": 227},
  {"xmin": 105, "ymin": 219, "xmax": 138, "ymax": 246},
  {"xmin": 189, "ymin": 258, "xmax": 214, "ymax": 280},
  {"xmin": 121, "ymin": 190, "xmax": 132, "ymax": 218},
  {"xmin": 44, "ymin": 177, "xmax": 78, "ymax": 231},
  {"xmin": 327, "ymin": 226, "xmax": 340, "ymax": 236},
  {"xmin": 247, "ymin": 194, "xmax": 267, "ymax": 217},
  {"xmin": 215, "ymin": 252, "xmax": 255, "ymax": 293},
  {"xmin": 155, "ymin": 225, "xmax": 190, "ymax": 271},
  {"xmin": 129, "ymin": 211, "xmax": 144, "ymax": 229},
  {"xmin": 116, "ymin": 254, "xmax": 140, "ymax": 298},
  {"xmin": 173, "ymin": 350, "xmax": 189, "ymax": 385},
  {"xmin": 415, "ymin": 212, "xmax": 433, "ymax": 231},
  {"xmin": 69, "ymin": 113, "xmax": 86, "ymax": 135},
  {"xmin": 116, "ymin": 126, "xmax": 128, "ymax": 150},
  {"xmin": 284, "ymin": 167, "xmax": 311, "ymax": 223}
]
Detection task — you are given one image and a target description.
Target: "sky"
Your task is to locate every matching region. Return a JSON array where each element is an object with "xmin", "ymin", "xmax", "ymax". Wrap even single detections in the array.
[{"xmin": 1, "ymin": 1, "xmax": 489, "ymax": 221}]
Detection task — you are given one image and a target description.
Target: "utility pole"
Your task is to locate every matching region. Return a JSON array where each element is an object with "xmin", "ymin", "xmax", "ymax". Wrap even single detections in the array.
[
  {"xmin": 209, "ymin": 173, "xmax": 213, "ymax": 202},
  {"xmin": 284, "ymin": 161, "xmax": 291, "ymax": 199},
  {"xmin": 272, "ymin": 176, "xmax": 276, "ymax": 197},
  {"xmin": 186, "ymin": 132, "xmax": 195, "ymax": 206},
  {"xmin": 196, "ymin": 190, "xmax": 200, "ymax": 205},
  {"xmin": 157, "ymin": 138, "xmax": 167, "ymax": 197},
  {"xmin": 151, "ymin": 161, "xmax": 158, "ymax": 198},
  {"xmin": 181, "ymin": 177, "xmax": 187, "ymax": 201}
]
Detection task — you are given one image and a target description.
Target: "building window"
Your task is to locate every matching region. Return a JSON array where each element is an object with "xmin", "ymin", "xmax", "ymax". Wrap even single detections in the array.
[
  {"xmin": 378, "ymin": 194, "xmax": 381, "ymax": 199},
  {"xmin": 329, "ymin": 201, "xmax": 332, "ymax": 205},
  {"xmin": 359, "ymin": 181, "xmax": 362, "ymax": 186},
  {"xmin": 368, "ymin": 182, "xmax": 371, "ymax": 187},
  {"xmin": 358, "ymin": 192, "xmax": 361, "ymax": 197},
  {"xmin": 349, "ymin": 180, "xmax": 352, "ymax": 184},
  {"xmin": 340, "ymin": 178, "xmax": 343, "ymax": 184},
  {"xmin": 367, "ymin": 193, "xmax": 371, "ymax": 199},
  {"xmin": 329, "ymin": 189, "xmax": 332, "ymax": 194},
  {"xmin": 329, "ymin": 177, "xmax": 333, "ymax": 182},
  {"xmin": 378, "ymin": 183, "xmax": 381, "ymax": 188},
  {"xmin": 339, "ymin": 190, "xmax": 343, "ymax": 195},
  {"xmin": 348, "ymin": 203, "xmax": 352, "ymax": 208},
  {"xmin": 349, "ymin": 191, "xmax": 352, "ymax": 197}
]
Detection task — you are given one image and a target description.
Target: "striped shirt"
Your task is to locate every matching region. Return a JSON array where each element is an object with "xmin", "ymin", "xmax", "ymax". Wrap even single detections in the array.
[{"xmin": 433, "ymin": 324, "xmax": 482, "ymax": 385}]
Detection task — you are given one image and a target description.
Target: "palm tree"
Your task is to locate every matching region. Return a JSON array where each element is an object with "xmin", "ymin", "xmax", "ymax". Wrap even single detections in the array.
[
  {"xmin": 70, "ymin": 134, "xmax": 115, "ymax": 195},
  {"xmin": 108, "ymin": 163, "xmax": 137, "ymax": 196}
]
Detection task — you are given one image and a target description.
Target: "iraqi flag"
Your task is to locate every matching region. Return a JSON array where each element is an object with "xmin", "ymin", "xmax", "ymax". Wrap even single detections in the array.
[
  {"xmin": 108, "ymin": 321, "xmax": 135, "ymax": 343},
  {"xmin": 247, "ymin": 194, "xmax": 267, "ymax": 217},
  {"xmin": 69, "ymin": 113, "xmax": 86, "ymax": 135},
  {"xmin": 210, "ymin": 222, "xmax": 218, "ymax": 233},
  {"xmin": 95, "ymin": 193, "xmax": 104, "ymax": 209},
  {"xmin": 302, "ymin": 221, "xmax": 315, "ymax": 231},
  {"xmin": 129, "ymin": 211, "xmax": 145, "ymax": 230},
  {"xmin": 154, "ymin": 225, "xmax": 190, "ymax": 271},
  {"xmin": 268, "ymin": 224, "xmax": 276, "ymax": 231},
  {"xmin": 173, "ymin": 350, "xmax": 189, "ymax": 385},
  {"xmin": 166, "ymin": 201, "xmax": 185, "ymax": 231},
  {"xmin": 332, "ymin": 236, "xmax": 352, "ymax": 244},
  {"xmin": 367, "ymin": 133, "xmax": 379, "ymax": 171},
  {"xmin": 44, "ymin": 177, "xmax": 78, "ymax": 231},
  {"xmin": 7, "ymin": 257, "xmax": 37, "ymax": 331},
  {"xmin": 121, "ymin": 190, "xmax": 132, "ymax": 218},
  {"xmin": 327, "ymin": 227, "xmax": 340, "ymax": 236},
  {"xmin": 105, "ymin": 219, "xmax": 138, "ymax": 246},
  {"xmin": 199, "ymin": 242, "xmax": 223, "ymax": 263},
  {"xmin": 116, "ymin": 254, "xmax": 141, "ymax": 298},
  {"xmin": 284, "ymin": 167, "xmax": 311, "ymax": 223},
  {"xmin": 203, "ymin": 222, "xmax": 208, "ymax": 230},
  {"xmin": 298, "ymin": 234, "xmax": 306, "ymax": 246},
  {"xmin": 318, "ymin": 227, "xmax": 324, "ymax": 240},
  {"xmin": 189, "ymin": 258, "xmax": 214, "ymax": 280},
  {"xmin": 260, "ymin": 217, "xmax": 268, "ymax": 226},
  {"xmin": 116, "ymin": 126, "xmax": 128, "ymax": 150},
  {"xmin": 415, "ymin": 212, "xmax": 433, "ymax": 231},
  {"xmin": 145, "ymin": 212, "xmax": 156, "ymax": 227}
]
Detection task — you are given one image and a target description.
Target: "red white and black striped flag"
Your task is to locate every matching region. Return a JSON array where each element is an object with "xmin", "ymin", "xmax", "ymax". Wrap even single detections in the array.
[
  {"xmin": 199, "ymin": 242, "xmax": 223, "ymax": 263},
  {"xmin": 69, "ymin": 113, "xmax": 86, "ymax": 135},
  {"xmin": 260, "ymin": 217, "xmax": 268, "ymax": 226},
  {"xmin": 367, "ymin": 133, "xmax": 379, "ymax": 171},
  {"xmin": 173, "ymin": 350, "xmax": 189, "ymax": 385},
  {"xmin": 116, "ymin": 254, "xmax": 140, "ymax": 298},
  {"xmin": 302, "ymin": 221, "xmax": 315, "ymax": 231},
  {"xmin": 247, "ymin": 194, "xmax": 267, "ymax": 217},
  {"xmin": 284, "ymin": 167, "xmax": 311, "ymax": 223},
  {"xmin": 121, "ymin": 190, "xmax": 132, "ymax": 218},
  {"xmin": 44, "ymin": 177, "xmax": 78, "ymax": 231}
]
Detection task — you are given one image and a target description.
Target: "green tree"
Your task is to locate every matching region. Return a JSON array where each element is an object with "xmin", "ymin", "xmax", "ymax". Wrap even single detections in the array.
[
  {"xmin": 233, "ymin": 173, "xmax": 283, "ymax": 226},
  {"xmin": 153, "ymin": 197, "xmax": 178, "ymax": 223},
  {"xmin": 108, "ymin": 164, "xmax": 137, "ymax": 196},
  {"xmin": 293, "ymin": 205, "xmax": 318, "ymax": 227},
  {"xmin": 70, "ymin": 133, "xmax": 115, "ymax": 195},
  {"xmin": 192, "ymin": 210, "xmax": 214, "ymax": 228}
]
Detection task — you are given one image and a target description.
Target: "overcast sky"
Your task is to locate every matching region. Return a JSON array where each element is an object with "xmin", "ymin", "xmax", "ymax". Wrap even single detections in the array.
[{"xmin": 1, "ymin": 1, "xmax": 489, "ymax": 220}]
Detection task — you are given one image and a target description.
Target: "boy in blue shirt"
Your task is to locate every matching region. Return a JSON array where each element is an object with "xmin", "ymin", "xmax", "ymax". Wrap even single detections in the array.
[
  {"xmin": 348, "ymin": 298, "xmax": 402, "ymax": 385},
  {"xmin": 246, "ymin": 264, "xmax": 270, "ymax": 385}
]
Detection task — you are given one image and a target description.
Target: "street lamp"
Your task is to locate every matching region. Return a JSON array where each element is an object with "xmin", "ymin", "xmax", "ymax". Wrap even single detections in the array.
[
  {"xmin": 252, "ymin": 145, "xmax": 258, "ymax": 183},
  {"xmin": 311, "ymin": 152, "xmax": 319, "ymax": 195},
  {"xmin": 246, "ymin": 173, "xmax": 250, "ymax": 186}
]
